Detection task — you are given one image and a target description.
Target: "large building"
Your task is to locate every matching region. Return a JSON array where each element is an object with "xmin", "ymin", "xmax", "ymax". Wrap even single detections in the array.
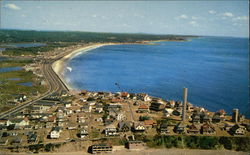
[{"xmin": 90, "ymin": 144, "xmax": 112, "ymax": 154}]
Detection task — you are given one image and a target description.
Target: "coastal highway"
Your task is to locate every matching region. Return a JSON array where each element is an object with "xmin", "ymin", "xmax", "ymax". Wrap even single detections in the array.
[
  {"xmin": 0, "ymin": 45, "xmax": 89, "ymax": 119},
  {"xmin": 0, "ymin": 60, "xmax": 68, "ymax": 119}
]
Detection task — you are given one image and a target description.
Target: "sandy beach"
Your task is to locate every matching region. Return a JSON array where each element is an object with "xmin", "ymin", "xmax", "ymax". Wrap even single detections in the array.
[{"xmin": 52, "ymin": 43, "xmax": 116, "ymax": 91}]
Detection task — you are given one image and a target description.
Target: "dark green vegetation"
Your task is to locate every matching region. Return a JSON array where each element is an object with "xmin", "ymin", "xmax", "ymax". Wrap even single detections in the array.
[
  {"xmin": 0, "ymin": 29, "xmax": 195, "ymax": 43},
  {"xmin": 145, "ymin": 135, "xmax": 250, "ymax": 152},
  {"xmin": 2, "ymin": 42, "xmax": 73, "ymax": 56},
  {"xmin": 0, "ymin": 30, "xmax": 196, "ymax": 56}
]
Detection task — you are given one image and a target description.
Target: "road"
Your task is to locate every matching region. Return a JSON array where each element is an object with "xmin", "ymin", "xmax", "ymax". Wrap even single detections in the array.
[{"xmin": 0, "ymin": 57, "xmax": 69, "ymax": 119}]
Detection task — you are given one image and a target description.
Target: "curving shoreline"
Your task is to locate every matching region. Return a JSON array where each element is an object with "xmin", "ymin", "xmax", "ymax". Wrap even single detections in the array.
[{"xmin": 52, "ymin": 43, "xmax": 117, "ymax": 91}]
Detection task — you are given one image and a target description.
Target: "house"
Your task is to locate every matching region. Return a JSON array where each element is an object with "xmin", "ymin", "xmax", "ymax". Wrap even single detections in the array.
[
  {"xmin": 64, "ymin": 102, "xmax": 72, "ymax": 108},
  {"xmin": 108, "ymin": 104, "xmax": 122, "ymax": 112},
  {"xmin": 230, "ymin": 124, "xmax": 246, "ymax": 136},
  {"xmin": 94, "ymin": 103, "xmax": 103, "ymax": 113},
  {"xmin": 0, "ymin": 137, "xmax": 8, "ymax": 145},
  {"xmin": 118, "ymin": 121, "xmax": 131, "ymax": 132},
  {"xmin": 201, "ymin": 113, "xmax": 211, "ymax": 123},
  {"xmin": 159, "ymin": 122, "xmax": 169, "ymax": 134},
  {"xmin": 163, "ymin": 108, "xmax": 174, "ymax": 117},
  {"xmin": 14, "ymin": 94, "xmax": 27, "ymax": 103},
  {"xmin": 11, "ymin": 135, "xmax": 23, "ymax": 144},
  {"xmin": 174, "ymin": 122, "xmax": 186, "ymax": 134},
  {"xmin": 47, "ymin": 116, "xmax": 56, "ymax": 123},
  {"xmin": 212, "ymin": 114, "xmax": 221, "ymax": 123},
  {"xmin": 150, "ymin": 102, "xmax": 165, "ymax": 111},
  {"xmin": 50, "ymin": 126, "xmax": 62, "ymax": 139},
  {"xmin": 201, "ymin": 123, "xmax": 216, "ymax": 134},
  {"xmin": 137, "ymin": 93, "xmax": 152, "ymax": 101},
  {"xmin": 7, "ymin": 118, "xmax": 29, "ymax": 127},
  {"xmin": 33, "ymin": 100, "xmax": 56, "ymax": 108},
  {"xmin": 0, "ymin": 119, "xmax": 7, "ymax": 125},
  {"xmin": 187, "ymin": 124, "xmax": 199, "ymax": 134},
  {"xmin": 79, "ymin": 129, "xmax": 88, "ymax": 138},
  {"xmin": 133, "ymin": 122, "xmax": 146, "ymax": 132},
  {"xmin": 90, "ymin": 144, "xmax": 112, "ymax": 154},
  {"xmin": 166, "ymin": 100, "xmax": 175, "ymax": 108},
  {"xmin": 217, "ymin": 109, "xmax": 226, "ymax": 116},
  {"xmin": 27, "ymin": 133, "xmax": 37, "ymax": 143},
  {"xmin": 137, "ymin": 105, "xmax": 149, "ymax": 113},
  {"xmin": 144, "ymin": 120, "xmax": 157, "ymax": 128},
  {"xmin": 191, "ymin": 114, "xmax": 200, "ymax": 123},
  {"xmin": 120, "ymin": 92, "xmax": 130, "ymax": 98},
  {"xmin": 81, "ymin": 104, "xmax": 92, "ymax": 113},
  {"xmin": 105, "ymin": 124, "xmax": 118, "ymax": 136}
]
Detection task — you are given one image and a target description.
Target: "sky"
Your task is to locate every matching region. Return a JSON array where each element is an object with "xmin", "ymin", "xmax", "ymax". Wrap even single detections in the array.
[{"xmin": 0, "ymin": 1, "xmax": 249, "ymax": 37}]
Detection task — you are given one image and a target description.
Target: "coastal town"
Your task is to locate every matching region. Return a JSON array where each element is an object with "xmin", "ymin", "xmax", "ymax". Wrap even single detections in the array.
[{"xmin": 0, "ymin": 44, "xmax": 249, "ymax": 154}]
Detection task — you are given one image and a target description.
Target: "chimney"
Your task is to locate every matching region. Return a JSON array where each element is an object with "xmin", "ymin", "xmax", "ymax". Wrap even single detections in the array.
[{"xmin": 182, "ymin": 87, "xmax": 188, "ymax": 121}]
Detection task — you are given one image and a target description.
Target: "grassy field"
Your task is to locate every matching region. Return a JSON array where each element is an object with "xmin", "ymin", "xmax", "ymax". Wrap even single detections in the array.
[{"xmin": 0, "ymin": 60, "xmax": 47, "ymax": 112}]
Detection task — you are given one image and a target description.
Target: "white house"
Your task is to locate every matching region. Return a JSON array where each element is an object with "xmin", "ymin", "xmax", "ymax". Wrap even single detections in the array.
[
  {"xmin": 7, "ymin": 118, "xmax": 29, "ymax": 127},
  {"xmin": 50, "ymin": 127, "xmax": 62, "ymax": 139}
]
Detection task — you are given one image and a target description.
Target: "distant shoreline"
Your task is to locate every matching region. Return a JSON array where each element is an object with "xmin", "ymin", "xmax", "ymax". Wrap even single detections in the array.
[{"xmin": 52, "ymin": 43, "xmax": 115, "ymax": 91}]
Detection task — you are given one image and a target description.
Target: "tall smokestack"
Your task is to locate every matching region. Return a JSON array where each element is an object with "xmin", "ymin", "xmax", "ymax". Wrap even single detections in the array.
[
  {"xmin": 232, "ymin": 108, "xmax": 239, "ymax": 123},
  {"xmin": 182, "ymin": 87, "xmax": 188, "ymax": 121}
]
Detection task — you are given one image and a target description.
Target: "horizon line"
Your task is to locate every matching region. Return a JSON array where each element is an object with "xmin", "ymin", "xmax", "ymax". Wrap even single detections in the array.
[{"xmin": 0, "ymin": 28, "xmax": 249, "ymax": 39}]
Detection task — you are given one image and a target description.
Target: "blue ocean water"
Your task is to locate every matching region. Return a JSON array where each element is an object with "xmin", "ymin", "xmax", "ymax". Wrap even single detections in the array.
[{"xmin": 65, "ymin": 37, "xmax": 249, "ymax": 117}]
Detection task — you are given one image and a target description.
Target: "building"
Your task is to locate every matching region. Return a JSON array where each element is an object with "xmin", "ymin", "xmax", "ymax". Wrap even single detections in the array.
[
  {"xmin": 159, "ymin": 122, "xmax": 169, "ymax": 134},
  {"xmin": 105, "ymin": 124, "xmax": 118, "ymax": 136},
  {"xmin": 144, "ymin": 120, "xmax": 157, "ymax": 128},
  {"xmin": 50, "ymin": 127, "xmax": 62, "ymax": 139},
  {"xmin": 79, "ymin": 129, "xmax": 88, "ymax": 138},
  {"xmin": 90, "ymin": 144, "xmax": 112, "ymax": 154},
  {"xmin": 150, "ymin": 102, "xmax": 165, "ymax": 111},
  {"xmin": 212, "ymin": 114, "xmax": 222, "ymax": 123},
  {"xmin": 191, "ymin": 114, "xmax": 200, "ymax": 123},
  {"xmin": 118, "ymin": 121, "xmax": 131, "ymax": 132},
  {"xmin": 27, "ymin": 132, "xmax": 37, "ymax": 143},
  {"xmin": 120, "ymin": 92, "xmax": 130, "ymax": 98},
  {"xmin": 7, "ymin": 118, "xmax": 29, "ymax": 127},
  {"xmin": 133, "ymin": 122, "xmax": 146, "ymax": 132},
  {"xmin": 201, "ymin": 123, "xmax": 216, "ymax": 134},
  {"xmin": 137, "ymin": 93, "xmax": 152, "ymax": 101},
  {"xmin": 230, "ymin": 124, "xmax": 246, "ymax": 136},
  {"xmin": 137, "ymin": 104, "xmax": 149, "ymax": 113},
  {"xmin": 187, "ymin": 124, "xmax": 199, "ymax": 134},
  {"xmin": 174, "ymin": 122, "xmax": 186, "ymax": 134}
]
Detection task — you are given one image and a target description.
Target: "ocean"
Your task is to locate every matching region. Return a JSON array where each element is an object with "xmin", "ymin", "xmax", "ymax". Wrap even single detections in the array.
[{"xmin": 64, "ymin": 37, "xmax": 249, "ymax": 117}]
